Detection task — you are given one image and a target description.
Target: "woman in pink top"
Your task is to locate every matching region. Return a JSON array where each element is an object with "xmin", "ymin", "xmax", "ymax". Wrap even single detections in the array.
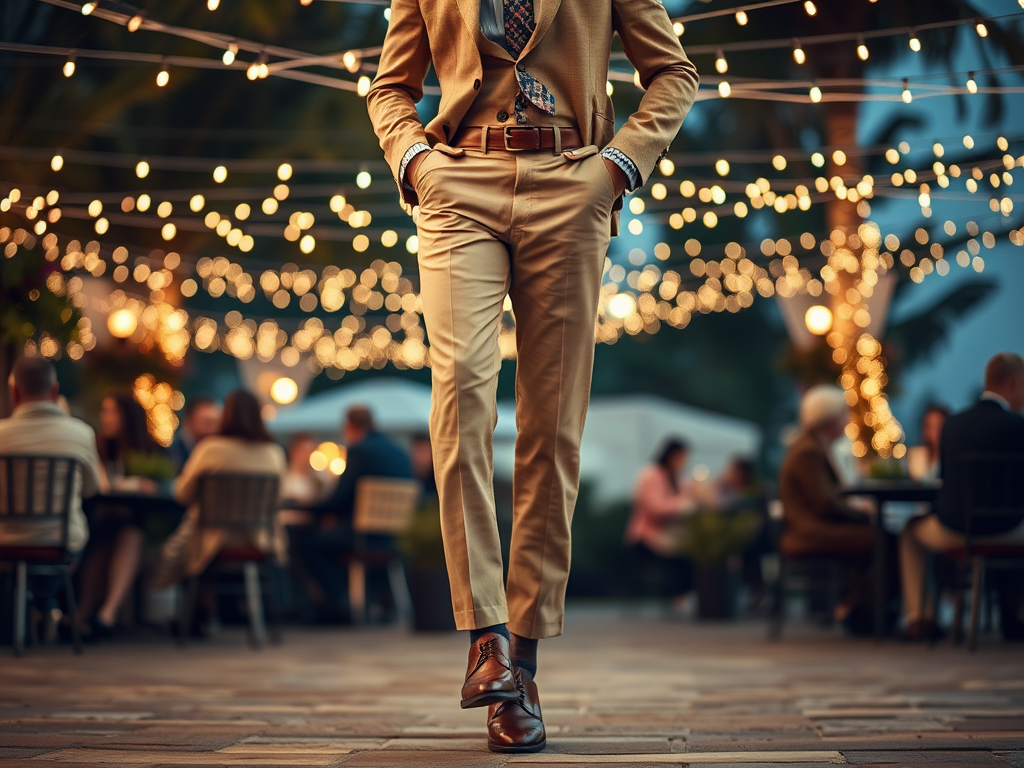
[{"xmin": 626, "ymin": 438, "xmax": 698, "ymax": 600}]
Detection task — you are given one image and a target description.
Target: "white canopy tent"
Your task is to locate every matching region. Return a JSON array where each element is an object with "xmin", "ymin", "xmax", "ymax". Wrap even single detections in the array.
[
  {"xmin": 270, "ymin": 381, "xmax": 759, "ymax": 504},
  {"xmin": 267, "ymin": 377, "xmax": 518, "ymax": 442},
  {"xmin": 493, "ymin": 394, "xmax": 761, "ymax": 504}
]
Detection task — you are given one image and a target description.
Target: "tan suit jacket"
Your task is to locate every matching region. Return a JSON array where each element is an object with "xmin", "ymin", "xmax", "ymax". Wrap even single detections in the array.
[{"xmin": 367, "ymin": 0, "xmax": 699, "ymax": 207}]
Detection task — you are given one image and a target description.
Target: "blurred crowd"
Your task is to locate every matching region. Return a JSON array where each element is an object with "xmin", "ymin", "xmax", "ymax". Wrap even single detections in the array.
[
  {"xmin": 0, "ymin": 356, "xmax": 433, "ymax": 643},
  {"xmin": 625, "ymin": 351, "xmax": 1024, "ymax": 641}
]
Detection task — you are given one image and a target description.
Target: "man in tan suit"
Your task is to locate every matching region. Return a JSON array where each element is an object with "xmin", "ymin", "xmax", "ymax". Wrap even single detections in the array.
[{"xmin": 368, "ymin": 0, "xmax": 697, "ymax": 752}]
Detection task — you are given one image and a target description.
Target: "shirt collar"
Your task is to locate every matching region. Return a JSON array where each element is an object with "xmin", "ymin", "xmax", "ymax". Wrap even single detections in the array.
[
  {"xmin": 11, "ymin": 401, "xmax": 65, "ymax": 419},
  {"xmin": 980, "ymin": 391, "xmax": 1011, "ymax": 411}
]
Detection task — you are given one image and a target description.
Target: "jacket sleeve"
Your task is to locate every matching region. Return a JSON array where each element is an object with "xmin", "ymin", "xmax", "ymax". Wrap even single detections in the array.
[
  {"xmin": 609, "ymin": 0, "xmax": 699, "ymax": 186},
  {"xmin": 800, "ymin": 448, "xmax": 866, "ymax": 523},
  {"xmin": 365, "ymin": 0, "xmax": 433, "ymax": 204}
]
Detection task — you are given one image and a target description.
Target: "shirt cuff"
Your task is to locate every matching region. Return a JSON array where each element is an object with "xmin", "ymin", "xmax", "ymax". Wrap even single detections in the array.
[
  {"xmin": 599, "ymin": 147, "xmax": 642, "ymax": 193},
  {"xmin": 399, "ymin": 142, "xmax": 431, "ymax": 191}
]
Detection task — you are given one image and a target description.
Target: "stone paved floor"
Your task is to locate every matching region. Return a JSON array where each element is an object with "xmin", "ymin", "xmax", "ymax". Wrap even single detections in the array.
[{"xmin": 2, "ymin": 605, "xmax": 1023, "ymax": 767}]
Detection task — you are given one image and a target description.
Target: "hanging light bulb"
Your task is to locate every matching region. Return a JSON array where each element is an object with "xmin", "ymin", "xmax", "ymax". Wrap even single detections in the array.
[
  {"xmin": 62, "ymin": 54, "xmax": 76, "ymax": 77},
  {"xmin": 975, "ymin": 19, "xmax": 988, "ymax": 37},
  {"xmin": 718, "ymin": 80, "xmax": 731, "ymax": 98},
  {"xmin": 715, "ymin": 48, "xmax": 728, "ymax": 74},
  {"xmin": 222, "ymin": 43, "xmax": 238, "ymax": 66},
  {"xmin": 792, "ymin": 39, "xmax": 806, "ymax": 65},
  {"xmin": 207, "ymin": 0, "xmax": 220, "ymax": 9},
  {"xmin": 809, "ymin": 85, "xmax": 822, "ymax": 103},
  {"xmin": 908, "ymin": 30, "xmax": 921, "ymax": 52},
  {"xmin": 901, "ymin": 78, "xmax": 912, "ymax": 103},
  {"xmin": 803, "ymin": 1, "xmax": 817, "ymax": 16},
  {"xmin": 156, "ymin": 61, "xmax": 169, "ymax": 87},
  {"xmin": 966, "ymin": 71, "xmax": 978, "ymax": 94},
  {"xmin": 735, "ymin": 10, "xmax": 748, "ymax": 25},
  {"xmin": 856, "ymin": 38, "xmax": 869, "ymax": 61},
  {"xmin": 357, "ymin": 75, "xmax": 371, "ymax": 96},
  {"xmin": 80, "ymin": 2, "xmax": 96, "ymax": 14},
  {"xmin": 127, "ymin": 12, "xmax": 143, "ymax": 32}
]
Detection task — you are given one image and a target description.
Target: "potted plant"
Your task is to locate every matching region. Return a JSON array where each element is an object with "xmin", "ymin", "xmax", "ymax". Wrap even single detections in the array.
[
  {"xmin": 399, "ymin": 499, "xmax": 456, "ymax": 632},
  {"xmin": 678, "ymin": 509, "xmax": 762, "ymax": 620}
]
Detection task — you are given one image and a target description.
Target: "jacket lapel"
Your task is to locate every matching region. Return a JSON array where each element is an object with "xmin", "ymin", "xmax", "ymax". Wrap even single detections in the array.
[
  {"xmin": 455, "ymin": 0, "xmax": 482, "ymax": 44},
  {"xmin": 519, "ymin": 0, "xmax": 562, "ymax": 59}
]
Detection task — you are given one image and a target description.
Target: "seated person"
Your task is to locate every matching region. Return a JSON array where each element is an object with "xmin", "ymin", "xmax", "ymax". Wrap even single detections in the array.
[
  {"xmin": 151, "ymin": 389, "xmax": 287, "ymax": 589},
  {"xmin": 715, "ymin": 456, "xmax": 770, "ymax": 605},
  {"xmin": 779, "ymin": 386, "xmax": 884, "ymax": 633},
  {"xmin": 168, "ymin": 395, "xmax": 222, "ymax": 472},
  {"xmin": 900, "ymin": 352, "xmax": 1024, "ymax": 641},
  {"xmin": 293, "ymin": 405, "xmax": 414, "ymax": 622},
  {"xmin": 77, "ymin": 390, "xmax": 170, "ymax": 638},
  {"xmin": 625, "ymin": 438, "xmax": 698, "ymax": 602},
  {"xmin": 0, "ymin": 357, "xmax": 104, "ymax": 628}
]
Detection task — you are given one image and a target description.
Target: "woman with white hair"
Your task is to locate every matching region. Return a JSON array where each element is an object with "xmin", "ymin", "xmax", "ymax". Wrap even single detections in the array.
[{"xmin": 778, "ymin": 385, "xmax": 884, "ymax": 633}]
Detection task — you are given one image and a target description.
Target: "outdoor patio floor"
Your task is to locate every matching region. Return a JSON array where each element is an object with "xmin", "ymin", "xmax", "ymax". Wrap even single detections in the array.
[{"xmin": 2, "ymin": 605, "xmax": 1023, "ymax": 768}]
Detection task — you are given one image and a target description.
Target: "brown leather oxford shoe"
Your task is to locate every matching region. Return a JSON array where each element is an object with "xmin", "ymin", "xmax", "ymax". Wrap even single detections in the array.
[
  {"xmin": 460, "ymin": 633, "xmax": 518, "ymax": 709},
  {"xmin": 486, "ymin": 667, "xmax": 546, "ymax": 753}
]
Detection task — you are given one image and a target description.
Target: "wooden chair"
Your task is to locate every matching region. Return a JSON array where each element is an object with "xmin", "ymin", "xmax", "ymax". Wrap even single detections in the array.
[
  {"xmin": 178, "ymin": 472, "xmax": 281, "ymax": 649},
  {"xmin": 347, "ymin": 477, "xmax": 420, "ymax": 627},
  {"xmin": 927, "ymin": 454, "xmax": 1024, "ymax": 651},
  {"xmin": 0, "ymin": 455, "xmax": 84, "ymax": 656}
]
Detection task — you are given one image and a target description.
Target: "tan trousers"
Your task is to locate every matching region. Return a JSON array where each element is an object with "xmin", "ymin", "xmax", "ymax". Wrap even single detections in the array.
[
  {"xmin": 415, "ymin": 143, "xmax": 616, "ymax": 639},
  {"xmin": 900, "ymin": 513, "xmax": 1024, "ymax": 621}
]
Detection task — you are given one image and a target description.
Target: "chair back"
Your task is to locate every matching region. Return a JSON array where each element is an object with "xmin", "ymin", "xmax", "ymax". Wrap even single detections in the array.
[
  {"xmin": 196, "ymin": 473, "xmax": 280, "ymax": 535},
  {"xmin": 957, "ymin": 453, "xmax": 1024, "ymax": 549},
  {"xmin": 353, "ymin": 477, "xmax": 421, "ymax": 535},
  {"xmin": 0, "ymin": 455, "xmax": 80, "ymax": 551}
]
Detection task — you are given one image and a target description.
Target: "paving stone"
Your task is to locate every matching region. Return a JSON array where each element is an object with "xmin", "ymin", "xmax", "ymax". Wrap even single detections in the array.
[{"xmin": 3, "ymin": 609, "xmax": 1023, "ymax": 767}]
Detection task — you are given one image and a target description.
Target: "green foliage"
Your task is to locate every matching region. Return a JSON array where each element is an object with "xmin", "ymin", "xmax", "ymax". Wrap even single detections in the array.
[
  {"xmin": 677, "ymin": 509, "xmax": 761, "ymax": 564},
  {"xmin": 399, "ymin": 499, "xmax": 446, "ymax": 571},
  {"xmin": 123, "ymin": 450, "xmax": 176, "ymax": 482},
  {"xmin": 0, "ymin": 247, "xmax": 79, "ymax": 349}
]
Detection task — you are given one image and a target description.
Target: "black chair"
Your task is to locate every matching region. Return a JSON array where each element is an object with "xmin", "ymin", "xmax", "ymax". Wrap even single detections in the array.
[
  {"xmin": 924, "ymin": 453, "xmax": 1024, "ymax": 651},
  {"xmin": 344, "ymin": 477, "xmax": 420, "ymax": 627},
  {"xmin": 0, "ymin": 455, "xmax": 84, "ymax": 656},
  {"xmin": 178, "ymin": 472, "xmax": 281, "ymax": 649},
  {"xmin": 766, "ymin": 497, "xmax": 867, "ymax": 640}
]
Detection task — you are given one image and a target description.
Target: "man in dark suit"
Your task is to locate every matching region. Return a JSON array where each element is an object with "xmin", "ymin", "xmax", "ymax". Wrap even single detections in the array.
[
  {"xmin": 900, "ymin": 352, "xmax": 1024, "ymax": 641},
  {"xmin": 294, "ymin": 406, "xmax": 414, "ymax": 621}
]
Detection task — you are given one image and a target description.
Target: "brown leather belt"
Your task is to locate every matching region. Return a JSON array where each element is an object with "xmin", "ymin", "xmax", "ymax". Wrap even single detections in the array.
[{"xmin": 452, "ymin": 126, "xmax": 584, "ymax": 153}]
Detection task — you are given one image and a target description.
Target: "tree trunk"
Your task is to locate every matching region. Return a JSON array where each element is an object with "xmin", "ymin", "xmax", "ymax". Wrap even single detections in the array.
[{"xmin": 0, "ymin": 341, "xmax": 15, "ymax": 419}]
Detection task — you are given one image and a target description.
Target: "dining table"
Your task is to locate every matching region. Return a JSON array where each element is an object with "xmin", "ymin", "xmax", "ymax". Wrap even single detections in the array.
[{"xmin": 841, "ymin": 478, "xmax": 942, "ymax": 639}]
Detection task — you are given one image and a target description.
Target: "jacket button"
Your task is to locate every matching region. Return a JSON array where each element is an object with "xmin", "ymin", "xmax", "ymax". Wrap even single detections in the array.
[
  {"xmin": 497, "ymin": 110, "xmax": 510, "ymax": 122},
  {"xmin": 516, "ymin": 62, "xmax": 526, "ymax": 72},
  {"xmin": 473, "ymin": 78, "xmax": 481, "ymax": 90}
]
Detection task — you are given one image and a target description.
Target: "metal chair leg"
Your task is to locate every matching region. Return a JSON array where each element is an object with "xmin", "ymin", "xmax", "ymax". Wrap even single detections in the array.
[
  {"xmin": 387, "ymin": 558, "xmax": 414, "ymax": 629},
  {"xmin": 768, "ymin": 558, "xmax": 786, "ymax": 641},
  {"xmin": 348, "ymin": 560, "xmax": 366, "ymax": 626},
  {"xmin": 178, "ymin": 576, "xmax": 199, "ymax": 648},
  {"xmin": 63, "ymin": 571, "xmax": 83, "ymax": 655},
  {"xmin": 262, "ymin": 565, "xmax": 283, "ymax": 646},
  {"xmin": 921, "ymin": 554, "xmax": 937, "ymax": 650},
  {"xmin": 951, "ymin": 587, "xmax": 965, "ymax": 645},
  {"xmin": 968, "ymin": 559, "xmax": 983, "ymax": 652},
  {"xmin": 13, "ymin": 561, "xmax": 27, "ymax": 657},
  {"xmin": 243, "ymin": 562, "xmax": 267, "ymax": 650}
]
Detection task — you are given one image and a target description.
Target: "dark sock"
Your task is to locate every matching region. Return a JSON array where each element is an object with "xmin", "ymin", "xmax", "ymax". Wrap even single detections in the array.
[
  {"xmin": 510, "ymin": 633, "xmax": 538, "ymax": 677},
  {"xmin": 469, "ymin": 623, "xmax": 509, "ymax": 644}
]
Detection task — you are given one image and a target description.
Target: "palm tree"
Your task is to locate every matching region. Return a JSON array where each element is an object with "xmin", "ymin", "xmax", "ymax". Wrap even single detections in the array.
[{"xmin": 668, "ymin": 0, "xmax": 1023, "ymax": 456}]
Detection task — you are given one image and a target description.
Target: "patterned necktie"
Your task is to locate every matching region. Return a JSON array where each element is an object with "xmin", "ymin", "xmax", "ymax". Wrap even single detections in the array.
[{"xmin": 503, "ymin": 0, "xmax": 555, "ymax": 124}]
